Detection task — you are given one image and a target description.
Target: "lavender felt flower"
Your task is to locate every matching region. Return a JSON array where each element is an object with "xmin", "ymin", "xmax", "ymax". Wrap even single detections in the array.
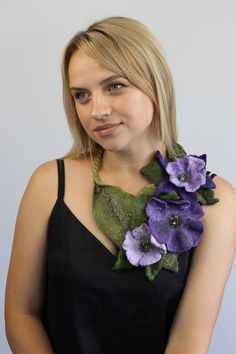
[
  {"xmin": 194, "ymin": 154, "xmax": 216, "ymax": 189},
  {"xmin": 122, "ymin": 223, "xmax": 167, "ymax": 266},
  {"xmin": 165, "ymin": 154, "xmax": 207, "ymax": 192},
  {"xmin": 146, "ymin": 196, "xmax": 204, "ymax": 253},
  {"xmin": 156, "ymin": 150, "xmax": 215, "ymax": 192}
]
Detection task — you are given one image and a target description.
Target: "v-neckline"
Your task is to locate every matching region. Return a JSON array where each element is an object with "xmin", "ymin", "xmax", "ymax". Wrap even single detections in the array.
[{"xmin": 61, "ymin": 199, "xmax": 118, "ymax": 258}]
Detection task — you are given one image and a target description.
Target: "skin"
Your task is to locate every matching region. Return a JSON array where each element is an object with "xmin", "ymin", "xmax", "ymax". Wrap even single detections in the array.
[{"xmin": 5, "ymin": 50, "xmax": 236, "ymax": 354}]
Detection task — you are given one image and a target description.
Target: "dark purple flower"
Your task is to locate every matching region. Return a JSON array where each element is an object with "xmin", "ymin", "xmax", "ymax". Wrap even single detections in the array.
[
  {"xmin": 156, "ymin": 150, "xmax": 169, "ymax": 169},
  {"xmin": 201, "ymin": 174, "xmax": 216, "ymax": 189},
  {"xmin": 165, "ymin": 155, "xmax": 207, "ymax": 192},
  {"xmin": 122, "ymin": 223, "xmax": 166, "ymax": 266},
  {"xmin": 146, "ymin": 196, "xmax": 204, "ymax": 253}
]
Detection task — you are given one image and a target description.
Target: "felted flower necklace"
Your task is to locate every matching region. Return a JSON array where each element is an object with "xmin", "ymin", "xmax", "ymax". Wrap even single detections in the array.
[{"xmin": 93, "ymin": 143, "xmax": 219, "ymax": 281}]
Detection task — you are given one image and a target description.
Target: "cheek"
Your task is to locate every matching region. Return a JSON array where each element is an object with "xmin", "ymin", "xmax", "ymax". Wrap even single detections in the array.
[
  {"xmin": 74, "ymin": 105, "xmax": 89, "ymax": 128},
  {"xmin": 143, "ymin": 101, "xmax": 154, "ymax": 122},
  {"xmin": 74, "ymin": 110, "xmax": 90, "ymax": 137},
  {"xmin": 125, "ymin": 94, "xmax": 154, "ymax": 125}
]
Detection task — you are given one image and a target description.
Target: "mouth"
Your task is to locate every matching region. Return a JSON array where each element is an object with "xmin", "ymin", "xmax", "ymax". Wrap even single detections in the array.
[{"xmin": 94, "ymin": 123, "xmax": 121, "ymax": 136}]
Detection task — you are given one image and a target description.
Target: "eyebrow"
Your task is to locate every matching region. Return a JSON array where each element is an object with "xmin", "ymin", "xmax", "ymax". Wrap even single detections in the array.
[{"xmin": 70, "ymin": 75, "xmax": 125, "ymax": 91}]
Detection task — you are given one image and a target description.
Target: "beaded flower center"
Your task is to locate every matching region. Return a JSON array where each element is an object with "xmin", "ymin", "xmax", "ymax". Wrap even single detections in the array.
[
  {"xmin": 139, "ymin": 239, "xmax": 153, "ymax": 253},
  {"xmin": 178, "ymin": 174, "xmax": 188, "ymax": 182},
  {"xmin": 168, "ymin": 215, "xmax": 182, "ymax": 228}
]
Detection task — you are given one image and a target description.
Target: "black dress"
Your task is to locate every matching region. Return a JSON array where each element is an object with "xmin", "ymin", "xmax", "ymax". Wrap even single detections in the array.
[{"xmin": 43, "ymin": 159, "xmax": 216, "ymax": 354}]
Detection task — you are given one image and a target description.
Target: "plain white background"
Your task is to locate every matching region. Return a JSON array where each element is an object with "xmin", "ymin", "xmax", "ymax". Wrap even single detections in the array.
[{"xmin": 1, "ymin": 0, "xmax": 235, "ymax": 352}]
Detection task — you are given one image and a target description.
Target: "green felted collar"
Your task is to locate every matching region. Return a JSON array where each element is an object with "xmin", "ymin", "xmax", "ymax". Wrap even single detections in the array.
[{"xmin": 92, "ymin": 144, "xmax": 219, "ymax": 281}]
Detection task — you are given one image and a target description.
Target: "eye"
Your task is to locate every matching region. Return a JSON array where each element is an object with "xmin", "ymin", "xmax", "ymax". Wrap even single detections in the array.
[
  {"xmin": 73, "ymin": 91, "xmax": 89, "ymax": 101},
  {"xmin": 107, "ymin": 82, "xmax": 125, "ymax": 92}
]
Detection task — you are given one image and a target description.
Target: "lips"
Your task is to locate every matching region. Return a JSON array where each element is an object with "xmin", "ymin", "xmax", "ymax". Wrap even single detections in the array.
[
  {"xmin": 93, "ymin": 123, "xmax": 121, "ymax": 137},
  {"xmin": 94, "ymin": 123, "xmax": 120, "ymax": 131}
]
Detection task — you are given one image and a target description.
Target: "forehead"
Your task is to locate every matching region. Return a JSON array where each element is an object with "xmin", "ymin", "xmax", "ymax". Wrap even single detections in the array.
[{"xmin": 68, "ymin": 50, "xmax": 116, "ymax": 86}]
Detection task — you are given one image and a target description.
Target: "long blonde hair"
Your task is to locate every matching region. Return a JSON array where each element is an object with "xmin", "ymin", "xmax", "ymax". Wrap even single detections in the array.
[{"xmin": 61, "ymin": 16, "xmax": 177, "ymax": 158}]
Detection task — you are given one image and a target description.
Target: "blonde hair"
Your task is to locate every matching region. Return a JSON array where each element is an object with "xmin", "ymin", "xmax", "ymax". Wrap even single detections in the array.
[{"xmin": 61, "ymin": 16, "xmax": 177, "ymax": 158}]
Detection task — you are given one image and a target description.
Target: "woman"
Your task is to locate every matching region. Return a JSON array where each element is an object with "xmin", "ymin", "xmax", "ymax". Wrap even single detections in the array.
[{"xmin": 5, "ymin": 16, "xmax": 236, "ymax": 354}]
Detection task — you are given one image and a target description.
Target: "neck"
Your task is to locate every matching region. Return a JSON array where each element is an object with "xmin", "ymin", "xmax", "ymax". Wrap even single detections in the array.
[{"xmin": 101, "ymin": 141, "xmax": 166, "ymax": 175}]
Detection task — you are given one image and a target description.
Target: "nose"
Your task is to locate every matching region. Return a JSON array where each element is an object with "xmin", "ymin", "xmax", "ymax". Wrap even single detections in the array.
[{"xmin": 91, "ymin": 92, "xmax": 112, "ymax": 120}]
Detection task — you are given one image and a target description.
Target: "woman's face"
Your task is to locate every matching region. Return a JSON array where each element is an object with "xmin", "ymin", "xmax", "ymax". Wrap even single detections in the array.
[{"xmin": 68, "ymin": 50, "xmax": 157, "ymax": 153}]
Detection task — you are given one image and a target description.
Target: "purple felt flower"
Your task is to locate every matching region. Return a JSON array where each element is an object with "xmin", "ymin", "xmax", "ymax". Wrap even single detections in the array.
[
  {"xmin": 146, "ymin": 196, "xmax": 204, "ymax": 253},
  {"xmin": 122, "ymin": 223, "xmax": 167, "ymax": 267},
  {"xmin": 165, "ymin": 155, "xmax": 207, "ymax": 192},
  {"xmin": 192, "ymin": 154, "xmax": 215, "ymax": 189}
]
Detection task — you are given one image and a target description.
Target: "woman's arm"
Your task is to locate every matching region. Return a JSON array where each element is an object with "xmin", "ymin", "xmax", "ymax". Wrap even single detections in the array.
[
  {"xmin": 5, "ymin": 161, "xmax": 58, "ymax": 354},
  {"xmin": 165, "ymin": 176, "xmax": 236, "ymax": 354}
]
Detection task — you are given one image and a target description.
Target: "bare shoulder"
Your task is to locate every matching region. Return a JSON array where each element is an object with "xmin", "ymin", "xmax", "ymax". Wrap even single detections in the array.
[
  {"xmin": 212, "ymin": 175, "xmax": 236, "ymax": 201},
  {"xmin": 203, "ymin": 175, "xmax": 236, "ymax": 244},
  {"xmin": 30, "ymin": 159, "xmax": 58, "ymax": 183},
  {"xmin": 22, "ymin": 159, "xmax": 59, "ymax": 215},
  {"xmin": 29, "ymin": 155, "xmax": 94, "ymax": 190},
  {"xmin": 201, "ymin": 175, "xmax": 236, "ymax": 250},
  {"xmin": 13, "ymin": 158, "xmax": 61, "ymax": 245}
]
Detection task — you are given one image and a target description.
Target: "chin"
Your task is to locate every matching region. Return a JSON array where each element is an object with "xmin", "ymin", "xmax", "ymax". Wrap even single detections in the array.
[
  {"xmin": 100, "ymin": 144, "xmax": 121, "ymax": 152},
  {"xmin": 94, "ymin": 138, "xmax": 122, "ymax": 152}
]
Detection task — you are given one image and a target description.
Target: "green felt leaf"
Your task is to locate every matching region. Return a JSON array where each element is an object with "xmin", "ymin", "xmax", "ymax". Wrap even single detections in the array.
[
  {"xmin": 145, "ymin": 258, "xmax": 165, "ymax": 281},
  {"xmin": 112, "ymin": 249, "xmax": 133, "ymax": 270},
  {"xmin": 93, "ymin": 184, "xmax": 155, "ymax": 248},
  {"xmin": 162, "ymin": 253, "xmax": 179, "ymax": 272},
  {"xmin": 159, "ymin": 192, "xmax": 180, "ymax": 200},
  {"xmin": 129, "ymin": 209, "xmax": 147, "ymax": 229},
  {"xmin": 168, "ymin": 143, "xmax": 187, "ymax": 160},
  {"xmin": 141, "ymin": 160, "xmax": 166, "ymax": 184},
  {"xmin": 129, "ymin": 186, "xmax": 156, "ymax": 228},
  {"xmin": 145, "ymin": 253, "xmax": 179, "ymax": 281},
  {"xmin": 197, "ymin": 188, "xmax": 219, "ymax": 205}
]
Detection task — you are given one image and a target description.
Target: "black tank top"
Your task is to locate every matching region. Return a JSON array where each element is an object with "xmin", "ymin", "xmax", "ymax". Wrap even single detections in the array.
[{"xmin": 43, "ymin": 159, "xmax": 217, "ymax": 354}]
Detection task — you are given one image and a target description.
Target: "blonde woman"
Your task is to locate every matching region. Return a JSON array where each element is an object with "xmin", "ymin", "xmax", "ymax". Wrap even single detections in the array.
[{"xmin": 5, "ymin": 16, "xmax": 236, "ymax": 354}]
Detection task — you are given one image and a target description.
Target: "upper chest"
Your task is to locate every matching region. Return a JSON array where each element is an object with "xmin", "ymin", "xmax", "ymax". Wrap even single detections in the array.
[
  {"xmin": 61, "ymin": 157, "xmax": 154, "ymax": 257},
  {"xmin": 62, "ymin": 158, "xmax": 119, "ymax": 256}
]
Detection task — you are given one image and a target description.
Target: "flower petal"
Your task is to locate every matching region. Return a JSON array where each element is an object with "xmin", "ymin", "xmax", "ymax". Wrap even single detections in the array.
[
  {"xmin": 139, "ymin": 250, "xmax": 162, "ymax": 266},
  {"xmin": 148, "ymin": 218, "xmax": 170, "ymax": 242},
  {"xmin": 123, "ymin": 232, "xmax": 143, "ymax": 266},
  {"xmin": 122, "ymin": 224, "xmax": 167, "ymax": 267},
  {"xmin": 146, "ymin": 197, "xmax": 167, "ymax": 220}
]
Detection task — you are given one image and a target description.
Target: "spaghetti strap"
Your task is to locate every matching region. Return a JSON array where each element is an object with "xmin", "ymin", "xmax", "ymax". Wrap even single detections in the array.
[{"xmin": 56, "ymin": 159, "xmax": 65, "ymax": 200}]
